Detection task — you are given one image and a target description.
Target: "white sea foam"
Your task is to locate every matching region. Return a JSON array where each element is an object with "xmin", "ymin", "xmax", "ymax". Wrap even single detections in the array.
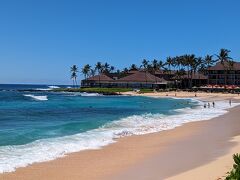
[
  {"xmin": 61, "ymin": 92, "xmax": 103, "ymax": 97},
  {"xmin": 48, "ymin": 85, "xmax": 60, "ymax": 89},
  {"xmin": 0, "ymin": 99, "xmax": 238, "ymax": 173},
  {"xmin": 24, "ymin": 94, "xmax": 48, "ymax": 101},
  {"xmin": 35, "ymin": 85, "xmax": 60, "ymax": 91},
  {"xmin": 80, "ymin": 92, "xmax": 103, "ymax": 96}
]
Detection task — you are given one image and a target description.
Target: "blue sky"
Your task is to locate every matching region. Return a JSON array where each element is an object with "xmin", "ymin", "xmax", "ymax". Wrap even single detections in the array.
[{"xmin": 0, "ymin": 0, "xmax": 239, "ymax": 85}]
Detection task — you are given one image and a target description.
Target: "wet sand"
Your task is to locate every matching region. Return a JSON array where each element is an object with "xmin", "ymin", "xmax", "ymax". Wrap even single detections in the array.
[{"xmin": 1, "ymin": 95, "xmax": 240, "ymax": 180}]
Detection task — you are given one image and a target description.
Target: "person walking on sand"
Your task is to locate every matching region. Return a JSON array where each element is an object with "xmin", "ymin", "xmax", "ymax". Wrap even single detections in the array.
[
  {"xmin": 229, "ymin": 99, "xmax": 232, "ymax": 106},
  {"xmin": 212, "ymin": 101, "xmax": 215, "ymax": 108}
]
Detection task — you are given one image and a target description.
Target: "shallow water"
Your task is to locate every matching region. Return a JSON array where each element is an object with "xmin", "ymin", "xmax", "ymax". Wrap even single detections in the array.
[{"xmin": 0, "ymin": 84, "xmax": 235, "ymax": 173}]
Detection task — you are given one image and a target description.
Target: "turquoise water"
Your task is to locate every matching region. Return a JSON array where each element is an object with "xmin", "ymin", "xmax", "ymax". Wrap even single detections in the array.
[
  {"xmin": 0, "ymin": 87, "xmax": 195, "ymax": 146},
  {"xmin": 4, "ymin": 84, "xmax": 231, "ymax": 173}
]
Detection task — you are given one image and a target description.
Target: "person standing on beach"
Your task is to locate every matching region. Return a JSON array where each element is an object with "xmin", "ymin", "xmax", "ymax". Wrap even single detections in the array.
[
  {"xmin": 212, "ymin": 101, "xmax": 215, "ymax": 108},
  {"xmin": 207, "ymin": 102, "xmax": 210, "ymax": 108},
  {"xmin": 229, "ymin": 99, "xmax": 232, "ymax": 106}
]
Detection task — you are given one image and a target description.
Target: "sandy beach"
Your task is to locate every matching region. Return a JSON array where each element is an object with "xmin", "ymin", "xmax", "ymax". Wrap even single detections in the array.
[{"xmin": 1, "ymin": 92, "xmax": 240, "ymax": 180}]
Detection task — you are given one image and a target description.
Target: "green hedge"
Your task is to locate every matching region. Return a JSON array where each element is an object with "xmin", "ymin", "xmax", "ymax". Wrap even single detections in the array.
[{"xmin": 226, "ymin": 154, "xmax": 240, "ymax": 180}]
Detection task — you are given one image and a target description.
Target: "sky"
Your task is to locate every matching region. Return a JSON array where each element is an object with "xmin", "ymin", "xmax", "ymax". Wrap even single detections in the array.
[{"xmin": 0, "ymin": 0, "xmax": 240, "ymax": 85}]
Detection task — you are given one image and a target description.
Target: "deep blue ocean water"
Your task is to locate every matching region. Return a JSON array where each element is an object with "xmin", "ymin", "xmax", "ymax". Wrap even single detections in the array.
[{"xmin": 1, "ymin": 84, "xmax": 232, "ymax": 173}]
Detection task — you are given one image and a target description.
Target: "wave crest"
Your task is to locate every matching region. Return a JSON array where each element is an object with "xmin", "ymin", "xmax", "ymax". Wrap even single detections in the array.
[
  {"xmin": 0, "ymin": 100, "xmax": 238, "ymax": 173},
  {"xmin": 24, "ymin": 94, "xmax": 48, "ymax": 101}
]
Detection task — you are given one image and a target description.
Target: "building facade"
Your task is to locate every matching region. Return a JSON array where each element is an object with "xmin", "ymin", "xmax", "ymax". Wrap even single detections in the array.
[{"xmin": 208, "ymin": 61, "xmax": 240, "ymax": 85}]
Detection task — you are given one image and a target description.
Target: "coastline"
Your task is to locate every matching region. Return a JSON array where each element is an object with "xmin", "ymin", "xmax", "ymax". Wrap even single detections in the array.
[{"xmin": 1, "ymin": 93, "xmax": 240, "ymax": 180}]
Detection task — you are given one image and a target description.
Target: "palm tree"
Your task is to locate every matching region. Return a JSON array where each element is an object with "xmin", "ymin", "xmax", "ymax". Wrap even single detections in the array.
[
  {"xmin": 189, "ymin": 54, "xmax": 197, "ymax": 88},
  {"xmin": 182, "ymin": 54, "xmax": 196, "ymax": 88},
  {"xmin": 110, "ymin": 66, "xmax": 115, "ymax": 73},
  {"xmin": 130, "ymin": 64, "xmax": 138, "ymax": 71},
  {"xmin": 192, "ymin": 57, "xmax": 203, "ymax": 87},
  {"xmin": 70, "ymin": 65, "xmax": 78, "ymax": 87},
  {"xmin": 175, "ymin": 68, "xmax": 186, "ymax": 88},
  {"xmin": 141, "ymin": 59, "xmax": 149, "ymax": 85},
  {"xmin": 165, "ymin": 57, "xmax": 173, "ymax": 74},
  {"xmin": 152, "ymin": 59, "xmax": 160, "ymax": 84},
  {"xmin": 204, "ymin": 55, "xmax": 214, "ymax": 85},
  {"xmin": 103, "ymin": 62, "xmax": 110, "ymax": 73},
  {"xmin": 89, "ymin": 68, "xmax": 96, "ymax": 77},
  {"xmin": 158, "ymin": 60, "xmax": 165, "ymax": 70},
  {"xmin": 116, "ymin": 69, "xmax": 121, "ymax": 74},
  {"xmin": 216, "ymin": 49, "xmax": 232, "ymax": 85},
  {"xmin": 81, "ymin": 64, "xmax": 91, "ymax": 80},
  {"xmin": 123, "ymin": 67, "xmax": 129, "ymax": 74},
  {"xmin": 141, "ymin": 59, "xmax": 149, "ymax": 70},
  {"xmin": 95, "ymin": 62, "xmax": 102, "ymax": 87}
]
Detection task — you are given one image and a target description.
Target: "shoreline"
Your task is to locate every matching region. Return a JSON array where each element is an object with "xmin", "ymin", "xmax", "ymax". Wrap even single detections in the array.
[{"xmin": 1, "ymin": 93, "xmax": 240, "ymax": 179}]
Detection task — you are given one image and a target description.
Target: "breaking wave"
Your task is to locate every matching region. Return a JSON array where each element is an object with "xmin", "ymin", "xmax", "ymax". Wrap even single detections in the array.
[
  {"xmin": 0, "ymin": 99, "xmax": 238, "ymax": 173},
  {"xmin": 24, "ymin": 94, "xmax": 48, "ymax": 101}
]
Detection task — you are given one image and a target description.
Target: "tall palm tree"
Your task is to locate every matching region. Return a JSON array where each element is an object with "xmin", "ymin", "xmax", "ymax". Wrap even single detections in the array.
[
  {"xmin": 182, "ymin": 54, "xmax": 196, "ymax": 88},
  {"xmin": 141, "ymin": 59, "xmax": 149, "ymax": 70},
  {"xmin": 158, "ymin": 60, "xmax": 165, "ymax": 70},
  {"xmin": 192, "ymin": 57, "xmax": 203, "ymax": 87},
  {"xmin": 165, "ymin": 57, "xmax": 173, "ymax": 74},
  {"xmin": 95, "ymin": 62, "xmax": 102, "ymax": 87},
  {"xmin": 152, "ymin": 59, "xmax": 160, "ymax": 84},
  {"xmin": 175, "ymin": 68, "xmax": 186, "ymax": 89},
  {"xmin": 103, "ymin": 62, "xmax": 110, "ymax": 73},
  {"xmin": 71, "ymin": 72, "xmax": 77, "ymax": 87},
  {"xmin": 204, "ymin": 55, "xmax": 214, "ymax": 85},
  {"xmin": 70, "ymin": 65, "xmax": 78, "ymax": 87},
  {"xmin": 89, "ymin": 68, "xmax": 96, "ymax": 77},
  {"xmin": 141, "ymin": 59, "xmax": 149, "ymax": 85},
  {"xmin": 81, "ymin": 64, "xmax": 91, "ymax": 80},
  {"xmin": 216, "ymin": 49, "xmax": 232, "ymax": 85}
]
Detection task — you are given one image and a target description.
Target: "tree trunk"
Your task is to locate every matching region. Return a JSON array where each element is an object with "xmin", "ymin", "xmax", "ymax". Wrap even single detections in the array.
[
  {"xmin": 98, "ymin": 71, "xmax": 101, "ymax": 87},
  {"xmin": 75, "ymin": 77, "xmax": 77, "ymax": 88}
]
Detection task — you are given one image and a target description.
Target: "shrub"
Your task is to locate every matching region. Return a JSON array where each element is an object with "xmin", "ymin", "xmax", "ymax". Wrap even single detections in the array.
[{"xmin": 226, "ymin": 153, "xmax": 240, "ymax": 180}]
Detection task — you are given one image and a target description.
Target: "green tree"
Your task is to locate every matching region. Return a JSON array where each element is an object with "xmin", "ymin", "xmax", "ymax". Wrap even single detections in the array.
[
  {"xmin": 130, "ymin": 64, "xmax": 138, "ymax": 71},
  {"xmin": 226, "ymin": 154, "xmax": 240, "ymax": 180},
  {"xmin": 204, "ymin": 55, "xmax": 215, "ymax": 85},
  {"xmin": 141, "ymin": 59, "xmax": 149, "ymax": 85},
  {"xmin": 81, "ymin": 64, "xmax": 91, "ymax": 80},
  {"xmin": 70, "ymin": 65, "xmax": 78, "ymax": 87},
  {"xmin": 95, "ymin": 62, "xmax": 102, "ymax": 87},
  {"xmin": 216, "ymin": 49, "xmax": 232, "ymax": 85},
  {"xmin": 165, "ymin": 57, "xmax": 173, "ymax": 74}
]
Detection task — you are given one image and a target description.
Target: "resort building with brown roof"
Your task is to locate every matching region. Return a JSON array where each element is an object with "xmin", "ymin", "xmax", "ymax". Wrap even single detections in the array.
[
  {"xmin": 207, "ymin": 61, "xmax": 240, "ymax": 85},
  {"xmin": 81, "ymin": 71, "xmax": 168, "ymax": 88}
]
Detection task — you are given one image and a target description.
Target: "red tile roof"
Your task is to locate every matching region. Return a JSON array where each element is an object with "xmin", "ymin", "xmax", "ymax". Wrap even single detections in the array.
[
  {"xmin": 85, "ymin": 74, "xmax": 113, "ymax": 81},
  {"xmin": 208, "ymin": 61, "xmax": 240, "ymax": 70},
  {"xmin": 154, "ymin": 70, "xmax": 176, "ymax": 75},
  {"xmin": 116, "ymin": 71, "xmax": 167, "ymax": 84}
]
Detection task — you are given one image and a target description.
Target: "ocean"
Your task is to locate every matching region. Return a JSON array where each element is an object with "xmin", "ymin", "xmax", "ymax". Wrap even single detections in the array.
[{"xmin": 0, "ymin": 84, "xmax": 235, "ymax": 173}]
